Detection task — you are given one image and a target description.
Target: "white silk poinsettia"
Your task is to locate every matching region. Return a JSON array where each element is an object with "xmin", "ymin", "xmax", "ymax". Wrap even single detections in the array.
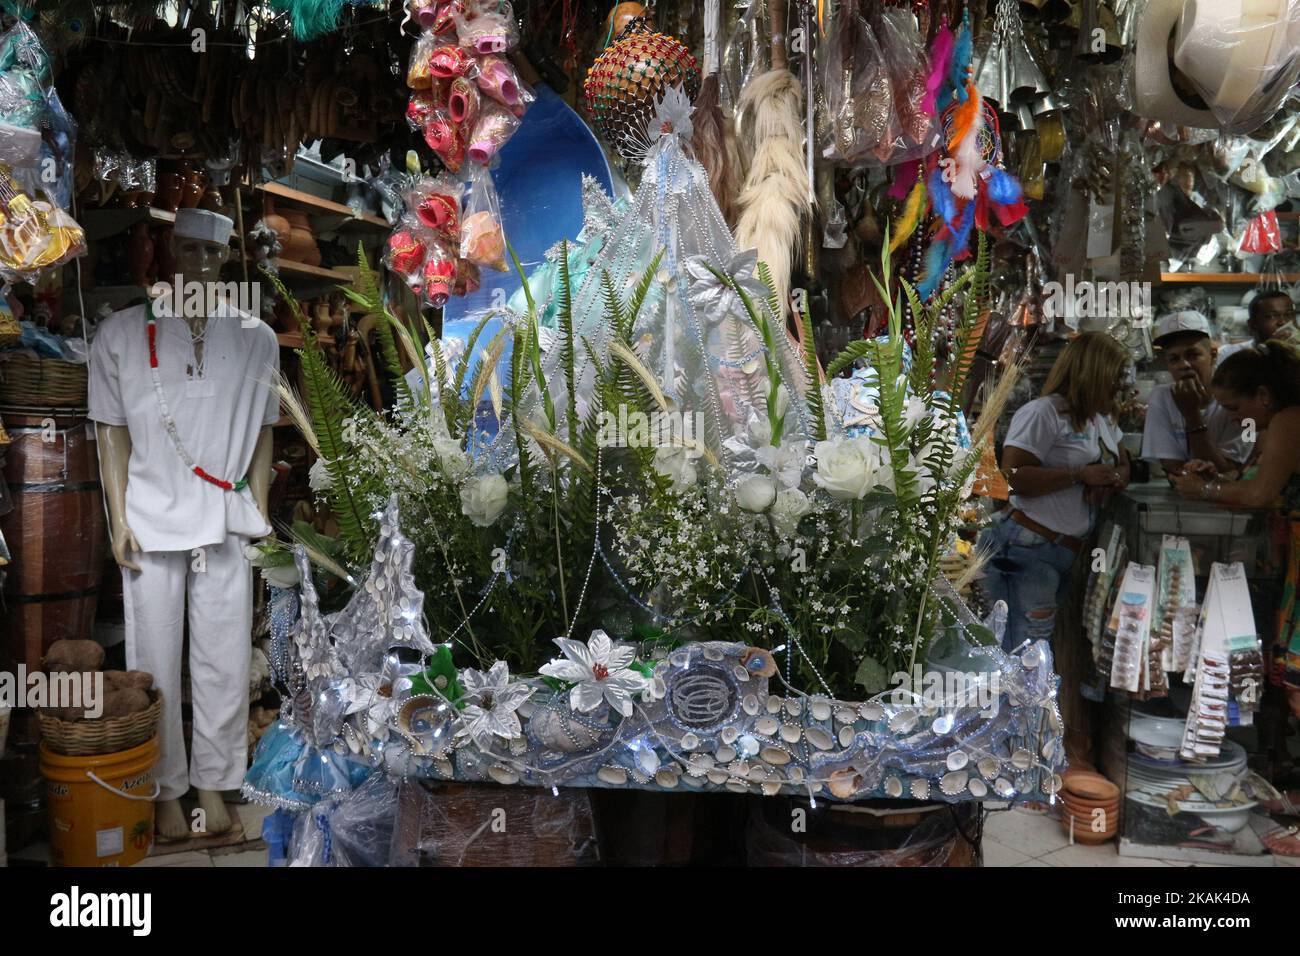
[
  {"xmin": 539, "ymin": 631, "xmax": 649, "ymax": 717},
  {"xmin": 455, "ymin": 660, "xmax": 533, "ymax": 751}
]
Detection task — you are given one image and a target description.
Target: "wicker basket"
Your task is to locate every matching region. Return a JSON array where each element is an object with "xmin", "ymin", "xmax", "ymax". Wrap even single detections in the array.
[
  {"xmin": 38, "ymin": 690, "xmax": 162, "ymax": 757},
  {"xmin": 0, "ymin": 354, "xmax": 89, "ymax": 407}
]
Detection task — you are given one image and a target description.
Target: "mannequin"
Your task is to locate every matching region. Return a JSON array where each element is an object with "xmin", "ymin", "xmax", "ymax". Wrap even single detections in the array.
[{"xmin": 89, "ymin": 209, "xmax": 279, "ymax": 840}]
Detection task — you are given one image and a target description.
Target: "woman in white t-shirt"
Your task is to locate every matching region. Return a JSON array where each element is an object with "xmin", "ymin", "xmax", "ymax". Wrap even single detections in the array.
[{"xmin": 979, "ymin": 333, "xmax": 1132, "ymax": 652}]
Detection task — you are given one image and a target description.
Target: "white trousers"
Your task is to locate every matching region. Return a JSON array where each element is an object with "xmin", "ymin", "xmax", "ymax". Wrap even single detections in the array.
[{"xmin": 122, "ymin": 533, "xmax": 252, "ymax": 801}]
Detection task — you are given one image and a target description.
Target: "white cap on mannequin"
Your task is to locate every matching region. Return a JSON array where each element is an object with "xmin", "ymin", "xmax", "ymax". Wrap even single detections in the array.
[{"xmin": 173, "ymin": 208, "xmax": 234, "ymax": 245}]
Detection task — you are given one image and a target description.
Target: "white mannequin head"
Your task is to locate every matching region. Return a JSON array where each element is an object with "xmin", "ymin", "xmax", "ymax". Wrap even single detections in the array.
[{"xmin": 170, "ymin": 209, "xmax": 234, "ymax": 284}]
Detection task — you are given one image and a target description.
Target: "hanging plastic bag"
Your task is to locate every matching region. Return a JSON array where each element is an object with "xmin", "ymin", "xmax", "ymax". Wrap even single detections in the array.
[
  {"xmin": 459, "ymin": 164, "xmax": 507, "ymax": 271},
  {"xmin": 429, "ymin": 43, "xmax": 475, "ymax": 79},
  {"xmin": 874, "ymin": 6, "xmax": 938, "ymax": 165},
  {"xmin": 819, "ymin": 5, "xmax": 891, "ymax": 164},
  {"xmin": 448, "ymin": 75, "xmax": 481, "ymax": 128},
  {"xmin": 422, "ymin": 105, "xmax": 466, "ymax": 172},
  {"xmin": 423, "ymin": 236, "xmax": 458, "ymax": 306},
  {"xmin": 466, "ymin": 101, "xmax": 520, "ymax": 165},
  {"xmin": 455, "ymin": 0, "xmax": 520, "ymax": 55},
  {"xmin": 406, "ymin": 32, "xmax": 438, "ymax": 89},
  {"xmin": 406, "ymin": 173, "xmax": 462, "ymax": 242},
  {"xmin": 1240, "ymin": 210, "xmax": 1282, "ymax": 254},
  {"xmin": 406, "ymin": 82, "xmax": 450, "ymax": 129},
  {"xmin": 432, "ymin": 0, "xmax": 465, "ymax": 37},
  {"xmin": 384, "ymin": 220, "xmax": 432, "ymax": 291},
  {"xmin": 286, "ymin": 774, "xmax": 398, "ymax": 867},
  {"xmin": 474, "ymin": 53, "xmax": 524, "ymax": 111}
]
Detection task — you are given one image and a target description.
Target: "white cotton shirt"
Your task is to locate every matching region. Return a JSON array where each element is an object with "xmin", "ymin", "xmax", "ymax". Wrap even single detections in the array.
[
  {"xmin": 88, "ymin": 302, "xmax": 279, "ymax": 552},
  {"xmin": 1004, "ymin": 395, "xmax": 1123, "ymax": 538},
  {"xmin": 1139, "ymin": 384, "xmax": 1249, "ymax": 467}
]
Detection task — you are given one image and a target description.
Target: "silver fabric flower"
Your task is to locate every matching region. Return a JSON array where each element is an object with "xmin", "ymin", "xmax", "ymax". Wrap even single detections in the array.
[
  {"xmin": 455, "ymin": 661, "xmax": 533, "ymax": 752},
  {"xmin": 539, "ymin": 631, "xmax": 649, "ymax": 717},
  {"xmin": 684, "ymin": 250, "xmax": 770, "ymax": 325}
]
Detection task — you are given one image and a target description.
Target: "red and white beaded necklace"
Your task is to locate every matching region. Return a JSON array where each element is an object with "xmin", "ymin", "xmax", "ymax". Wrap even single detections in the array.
[{"xmin": 145, "ymin": 303, "xmax": 248, "ymax": 491}]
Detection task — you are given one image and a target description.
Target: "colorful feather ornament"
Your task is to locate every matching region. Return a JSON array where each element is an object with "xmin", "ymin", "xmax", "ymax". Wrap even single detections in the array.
[
  {"xmin": 888, "ymin": 174, "xmax": 927, "ymax": 255},
  {"xmin": 271, "ymin": 0, "xmax": 346, "ymax": 42},
  {"xmin": 922, "ymin": 22, "xmax": 954, "ymax": 117},
  {"xmin": 938, "ymin": 23, "xmax": 972, "ymax": 113},
  {"xmin": 734, "ymin": 69, "xmax": 810, "ymax": 322},
  {"xmin": 948, "ymin": 82, "xmax": 984, "ymax": 200}
]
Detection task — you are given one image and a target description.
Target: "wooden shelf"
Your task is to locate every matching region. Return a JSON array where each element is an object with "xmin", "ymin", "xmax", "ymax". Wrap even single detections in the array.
[
  {"xmin": 256, "ymin": 182, "xmax": 389, "ymax": 228},
  {"xmin": 1159, "ymin": 272, "xmax": 1300, "ymax": 284},
  {"xmin": 272, "ymin": 258, "xmax": 355, "ymax": 282},
  {"xmin": 276, "ymin": 331, "xmax": 303, "ymax": 348}
]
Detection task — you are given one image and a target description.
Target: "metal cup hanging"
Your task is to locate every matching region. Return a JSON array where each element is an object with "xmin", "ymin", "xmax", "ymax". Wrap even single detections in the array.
[
  {"xmin": 1072, "ymin": 0, "xmax": 1123, "ymax": 64},
  {"xmin": 975, "ymin": 0, "xmax": 1053, "ymax": 130}
]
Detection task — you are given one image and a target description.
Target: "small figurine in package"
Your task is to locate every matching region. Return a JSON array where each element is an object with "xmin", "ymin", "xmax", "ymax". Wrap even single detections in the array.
[
  {"xmin": 406, "ymin": 83, "xmax": 450, "ymax": 129},
  {"xmin": 409, "ymin": 173, "xmax": 461, "ymax": 242},
  {"xmin": 448, "ymin": 76, "xmax": 481, "ymax": 128},
  {"xmin": 474, "ymin": 54, "xmax": 523, "ymax": 110},
  {"xmin": 459, "ymin": 165, "xmax": 507, "ymax": 271},
  {"xmin": 467, "ymin": 101, "xmax": 520, "ymax": 165},
  {"xmin": 455, "ymin": 1, "xmax": 519, "ymax": 55},
  {"xmin": 431, "ymin": 0, "xmax": 465, "ymax": 36},
  {"xmin": 422, "ymin": 239, "xmax": 457, "ymax": 306},
  {"xmin": 422, "ymin": 107, "xmax": 466, "ymax": 172},
  {"xmin": 406, "ymin": 33, "xmax": 438, "ymax": 89},
  {"xmin": 428, "ymin": 44, "xmax": 475, "ymax": 79},
  {"xmin": 385, "ymin": 225, "xmax": 429, "ymax": 290}
]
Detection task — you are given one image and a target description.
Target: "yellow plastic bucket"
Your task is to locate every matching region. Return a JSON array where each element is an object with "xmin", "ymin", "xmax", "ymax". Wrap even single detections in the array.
[{"xmin": 40, "ymin": 736, "xmax": 159, "ymax": 867}]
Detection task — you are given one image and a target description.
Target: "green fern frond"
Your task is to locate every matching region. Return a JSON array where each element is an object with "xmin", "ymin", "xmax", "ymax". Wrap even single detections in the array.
[{"xmin": 799, "ymin": 304, "xmax": 827, "ymax": 441}]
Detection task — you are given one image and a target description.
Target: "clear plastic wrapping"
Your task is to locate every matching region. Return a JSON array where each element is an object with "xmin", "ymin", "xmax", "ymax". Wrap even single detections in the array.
[
  {"xmin": 389, "ymin": 781, "xmax": 600, "ymax": 866},
  {"xmin": 458, "ymin": 163, "xmax": 506, "ymax": 271},
  {"xmin": 1174, "ymin": 1, "xmax": 1300, "ymax": 134},
  {"xmin": 746, "ymin": 800, "xmax": 980, "ymax": 866},
  {"xmin": 819, "ymin": 6, "xmax": 890, "ymax": 163},
  {"xmin": 287, "ymin": 773, "xmax": 399, "ymax": 867}
]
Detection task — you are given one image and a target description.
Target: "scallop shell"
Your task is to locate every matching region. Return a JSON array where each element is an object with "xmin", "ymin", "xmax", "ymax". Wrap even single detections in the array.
[
  {"xmin": 489, "ymin": 764, "xmax": 520, "ymax": 785},
  {"xmin": 946, "ymin": 751, "xmax": 969, "ymax": 772},
  {"xmin": 968, "ymin": 777, "xmax": 989, "ymax": 798},
  {"xmin": 1011, "ymin": 748, "xmax": 1033, "ymax": 771},
  {"xmin": 746, "ymin": 764, "xmax": 769, "ymax": 783},
  {"xmin": 884, "ymin": 776, "xmax": 903, "ymax": 798},
  {"xmin": 715, "ymin": 745, "xmax": 737, "ymax": 763},
  {"xmin": 738, "ymin": 734, "xmax": 760, "ymax": 756},
  {"xmin": 940, "ymin": 770, "xmax": 969, "ymax": 795},
  {"xmin": 805, "ymin": 727, "xmax": 834, "ymax": 751},
  {"xmin": 810, "ymin": 699, "xmax": 832, "ymax": 721},
  {"xmin": 788, "ymin": 766, "xmax": 805, "ymax": 783},
  {"xmin": 680, "ymin": 732, "xmax": 699, "ymax": 751},
  {"xmin": 859, "ymin": 702, "xmax": 884, "ymax": 721},
  {"xmin": 838, "ymin": 725, "xmax": 855, "ymax": 748},
  {"xmin": 655, "ymin": 769, "xmax": 679, "ymax": 788},
  {"xmin": 703, "ymin": 645, "xmax": 724, "ymax": 661},
  {"xmin": 726, "ymin": 779, "xmax": 750, "ymax": 793},
  {"xmin": 766, "ymin": 696, "xmax": 784, "ymax": 714},
  {"xmin": 688, "ymin": 753, "xmax": 714, "ymax": 774},
  {"xmin": 732, "ymin": 665, "xmax": 751, "ymax": 683},
  {"xmin": 779, "ymin": 724, "xmax": 802, "ymax": 744},
  {"xmin": 827, "ymin": 769, "xmax": 861, "ymax": 799},
  {"xmin": 707, "ymin": 768, "xmax": 729, "ymax": 785},
  {"xmin": 785, "ymin": 698, "xmax": 802, "ymax": 717},
  {"xmin": 597, "ymin": 766, "xmax": 628, "ymax": 786},
  {"xmin": 435, "ymin": 757, "xmax": 454, "ymax": 777},
  {"xmin": 760, "ymin": 746, "xmax": 792, "ymax": 766},
  {"xmin": 680, "ymin": 771, "xmax": 705, "ymax": 788},
  {"xmin": 721, "ymin": 726, "xmax": 739, "ymax": 745},
  {"xmin": 527, "ymin": 706, "xmax": 608, "ymax": 753},
  {"xmin": 889, "ymin": 709, "xmax": 918, "ymax": 733},
  {"xmin": 994, "ymin": 777, "xmax": 1016, "ymax": 798},
  {"xmin": 761, "ymin": 780, "xmax": 783, "ymax": 796},
  {"xmin": 742, "ymin": 694, "xmax": 760, "ymax": 716},
  {"xmin": 978, "ymin": 757, "xmax": 1000, "ymax": 780},
  {"xmin": 835, "ymin": 707, "xmax": 858, "ymax": 725},
  {"xmin": 910, "ymin": 779, "xmax": 930, "ymax": 800},
  {"xmin": 755, "ymin": 716, "xmax": 780, "ymax": 736}
]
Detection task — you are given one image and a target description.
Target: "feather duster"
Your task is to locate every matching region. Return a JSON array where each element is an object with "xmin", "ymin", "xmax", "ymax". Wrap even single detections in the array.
[{"xmin": 734, "ymin": 69, "xmax": 809, "ymax": 321}]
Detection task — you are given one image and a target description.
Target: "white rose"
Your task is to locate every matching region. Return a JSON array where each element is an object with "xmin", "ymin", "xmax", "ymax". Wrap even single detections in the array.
[
  {"xmin": 432, "ymin": 433, "xmax": 470, "ymax": 479},
  {"xmin": 308, "ymin": 457, "xmax": 333, "ymax": 492},
  {"xmin": 652, "ymin": 445, "xmax": 697, "ymax": 490},
  {"xmin": 735, "ymin": 474, "xmax": 777, "ymax": 512},
  {"xmin": 771, "ymin": 487, "xmax": 810, "ymax": 536},
  {"xmin": 812, "ymin": 436, "xmax": 880, "ymax": 500},
  {"xmin": 460, "ymin": 473, "xmax": 509, "ymax": 527}
]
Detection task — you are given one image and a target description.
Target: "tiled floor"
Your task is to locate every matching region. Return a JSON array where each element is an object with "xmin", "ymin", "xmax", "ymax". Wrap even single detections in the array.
[{"xmin": 8, "ymin": 798, "xmax": 1297, "ymax": 867}]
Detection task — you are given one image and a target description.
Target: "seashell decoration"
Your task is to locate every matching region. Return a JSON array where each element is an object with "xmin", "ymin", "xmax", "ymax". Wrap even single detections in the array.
[
  {"xmin": 911, "ymin": 779, "xmax": 931, "ymax": 800},
  {"xmin": 489, "ymin": 764, "xmax": 521, "ymax": 785},
  {"xmin": 527, "ymin": 701, "xmax": 610, "ymax": 753},
  {"xmin": 940, "ymin": 770, "xmax": 970, "ymax": 795},
  {"xmin": 597, "ymin": 766, "xmax": 629, "ymax": 785}
]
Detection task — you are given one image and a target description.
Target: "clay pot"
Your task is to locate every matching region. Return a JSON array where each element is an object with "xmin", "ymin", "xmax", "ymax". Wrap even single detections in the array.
[
  {"xmin": 280, "ymin": 209, "xmax": 319, "ymax": 264},
  {"xmin": 200, "ymin": 184, "xmax": 224, "ymax": 212},
  {"xmin": 263, "ymin": 197, "xmax": 291, "ymax": 240},
  {"xmin": 155, "ymin": 172, "xmax": 182, "ymax": 212},
  {"xmin": 179, "ymin": 169, "xmax": 204, "ymax": 209}
]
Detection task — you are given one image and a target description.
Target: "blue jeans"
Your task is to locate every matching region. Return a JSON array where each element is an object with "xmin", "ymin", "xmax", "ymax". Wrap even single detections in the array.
[{"xmin": 977, "ymin": 512, "xmax": 1081, "ymax": 652}]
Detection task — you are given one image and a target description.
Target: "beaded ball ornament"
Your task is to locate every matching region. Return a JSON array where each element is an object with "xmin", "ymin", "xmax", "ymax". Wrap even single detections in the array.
[{"xmin": 583, "ymin": 17, "xmax": 700, "ymax": 165}]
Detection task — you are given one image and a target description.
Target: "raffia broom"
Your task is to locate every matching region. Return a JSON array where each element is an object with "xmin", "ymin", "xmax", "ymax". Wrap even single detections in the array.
[{"xmin": 692, "ymin": 0, "xmax": 743, "ymax": 226}]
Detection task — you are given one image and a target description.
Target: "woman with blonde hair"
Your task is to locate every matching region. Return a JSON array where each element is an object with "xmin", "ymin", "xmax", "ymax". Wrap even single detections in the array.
[{"xmin": 979, "ymin": 332, "xmax": 1132, "ymax": 651}]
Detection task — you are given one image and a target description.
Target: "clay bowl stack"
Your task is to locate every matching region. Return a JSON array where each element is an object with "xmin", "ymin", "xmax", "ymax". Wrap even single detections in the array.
[{"xmin": 1056, "ymin": 771, "xmax": 1120, "ymax": 845}]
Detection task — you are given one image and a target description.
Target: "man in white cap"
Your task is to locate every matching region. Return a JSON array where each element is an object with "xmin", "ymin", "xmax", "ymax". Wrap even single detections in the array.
[
  {"xmin": 88, "ymin": 208, "xmax": 278, "ymax": 840},
  {"xmin": 1141, "ymin": 310, "xmax": 1250, "ymax": 478}
]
